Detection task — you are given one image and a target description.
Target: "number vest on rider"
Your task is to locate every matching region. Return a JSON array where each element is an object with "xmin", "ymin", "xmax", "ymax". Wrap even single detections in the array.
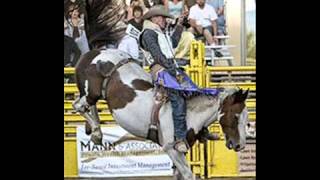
[{"xmin": 141, "ymin": 20, "xmax": 175, "ymax": 61}]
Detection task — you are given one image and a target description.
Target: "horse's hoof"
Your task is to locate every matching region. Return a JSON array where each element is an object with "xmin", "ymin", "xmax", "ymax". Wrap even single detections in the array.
[
  {"xmin": 85, "ymin": 122, "xmax": 92, "ymax": 135},
  {"xmin": 91, "ymin": 128, "xmax": 103, "ymax": 145},
  {"xmin": 91, "ymin": 135, "xmax": 102, "ymax": 145}
]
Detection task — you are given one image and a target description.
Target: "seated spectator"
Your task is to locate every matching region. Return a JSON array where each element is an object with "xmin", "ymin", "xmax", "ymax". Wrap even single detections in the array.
[
  {"xmin": 207, "ymin": 0, "xmax": 226, "ymax": 36},
  {"xmin": 187, "ymin": 0, "xmax": 218, "ymax": 46},
  {"xmin": 128, "ymin": 6, "xmax": 144, "ymax": 31},
  {"xmin": 174, "ymin": 31, "xmax": 194, "ymax": 61},
  {"xmin": 207, "ymin": 0, "xmax": 223, "ymax": 11},
  {"xmin": 168, "ymin": 0, "xmax": 184, "ymax": 19},
  {"xmin": 64, "ymin": 34, "xmax": 81, "ymax": 67},
  {"xmin": 65, "ymin": 4, "xmax": 90, "ymax": 55}
]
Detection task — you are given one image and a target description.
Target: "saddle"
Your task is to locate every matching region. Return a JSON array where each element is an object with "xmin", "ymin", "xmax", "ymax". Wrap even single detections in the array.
[{"xmin": 147, "ymin": 64, "xmax": 169, "ymax": 143}]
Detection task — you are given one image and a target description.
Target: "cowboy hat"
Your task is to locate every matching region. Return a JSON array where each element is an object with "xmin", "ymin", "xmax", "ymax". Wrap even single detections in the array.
[{"xmin": 143, "ymin": 5, "xmax": 174, "ymax": 20}]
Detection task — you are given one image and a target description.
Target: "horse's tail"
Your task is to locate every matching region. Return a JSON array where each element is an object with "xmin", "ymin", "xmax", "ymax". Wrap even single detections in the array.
[{"xmin": 75, "ymin": 49, "xmax": 101, "ymax": 97}]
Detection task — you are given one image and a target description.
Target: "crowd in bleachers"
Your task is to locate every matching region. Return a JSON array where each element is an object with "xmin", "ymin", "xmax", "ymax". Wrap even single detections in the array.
[{"xmin": 64, "ymin": 0, "xmax": 227, "ymax": 68}]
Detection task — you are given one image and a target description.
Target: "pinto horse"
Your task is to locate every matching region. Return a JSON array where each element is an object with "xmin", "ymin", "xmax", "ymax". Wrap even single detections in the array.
[{"xmin": 73, "ymin": 49, "xmax": 249, "ymax": 180}]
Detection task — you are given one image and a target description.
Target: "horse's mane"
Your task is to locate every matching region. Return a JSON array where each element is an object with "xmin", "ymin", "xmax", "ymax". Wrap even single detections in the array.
[
  {"xmin": 84, "ymin": 0, "xmax": 127, "ymax": 47},
  {"xmin": 186, "ymin": 93, "xmax": 218, "ymax": 110},
  {"xmin": 185, "ymin": 87, "xmax": 239, "ymax": 110}
]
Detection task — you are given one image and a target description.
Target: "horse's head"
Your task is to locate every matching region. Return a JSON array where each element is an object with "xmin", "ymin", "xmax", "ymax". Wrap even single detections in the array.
[{"xmin": 219, "ymin": 89, "xmax": 249, "ymax": 152}]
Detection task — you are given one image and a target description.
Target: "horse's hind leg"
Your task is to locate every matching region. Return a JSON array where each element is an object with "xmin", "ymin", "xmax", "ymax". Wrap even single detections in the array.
[
  {"xmin": 84, "ymin": 65, "xmax": 104, "ymax": 144},
  {"xmin": 85, "ymin": 121, "xmax": 92, "ymax": 135},
  {"xmin": 73, "ymin": 97, "xmax": 92, "ymax": 135},
  {"xmin": 77, "ymin": 110, "xmax": 102, "ymax": 145},
  {"xmin": 89, "ymin": 105, "xmax": 100, "ymax": 123},
  {"xmin": 74, "ymin": 101, "xmax": 102, "ymax": 145},
  {"xmin": 88, "ymin": 104, "xmax": 102, "ymax": 144},
  {"xmin": 85, "ymin": 104, "xmax": 99, "ymax": 135}
]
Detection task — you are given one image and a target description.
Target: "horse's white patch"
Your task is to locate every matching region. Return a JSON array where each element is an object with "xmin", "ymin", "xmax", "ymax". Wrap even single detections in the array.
[
  {"xmin": 118, "ymin": 63, "xmax": 152, "ymax": 88},
  {"xmin": 91, "ymin": 49, "xmax": 131, "ymax": 65},
  {"xmin": 238, "ymin": 107, "xmax": 248, "ymax": 146},
  {"xmin": 217, "ymin": 110, "xmax": 225, "ymax": 122},
  {"xmin": 84, "ymin": 80, "xmax": 89, "ymax": 96},
  {"xmin": 186, "ymin": 96, "xmax": 221, "ymax": 134},
  {"xmin": 112, "ymin": 90, "xmax": 154, "ymax": 138}
]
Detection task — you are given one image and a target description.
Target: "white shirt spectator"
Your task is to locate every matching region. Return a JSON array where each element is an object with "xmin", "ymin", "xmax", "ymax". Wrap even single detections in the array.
[
  {"xmin": 118, "ymin": 35, "xmax": 139, "ymax": 59},
  {"xmin": 65, "ymin": 18, "xmax": 90, "ymax": 55},
  {"xmin": 188, "ymin": 3, "xmax": 217, "ymax": 27}
]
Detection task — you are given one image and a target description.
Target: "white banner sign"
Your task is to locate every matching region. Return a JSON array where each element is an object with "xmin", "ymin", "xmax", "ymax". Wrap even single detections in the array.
[
  {"xmin": 238, "ymin": 140, "xmax": 256, "ymax": 176},
  {"xmin": 77, "ymin": 126, "xmax": 173, "ymax": 177}
]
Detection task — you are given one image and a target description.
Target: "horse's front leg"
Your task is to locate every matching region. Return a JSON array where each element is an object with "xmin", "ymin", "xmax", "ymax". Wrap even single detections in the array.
[
  {"xmin": 173, "ymin": 165, "xmax": 184, "ymax": 180},
  {"xmin": 163, "ymin": 144, "xmax": 195, "ymax": 180}
]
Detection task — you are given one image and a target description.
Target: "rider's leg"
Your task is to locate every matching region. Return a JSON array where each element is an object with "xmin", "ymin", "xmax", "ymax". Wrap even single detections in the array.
[{"xmin": 167, "ymin": 88, "xmax": 188, "ymax": 153}]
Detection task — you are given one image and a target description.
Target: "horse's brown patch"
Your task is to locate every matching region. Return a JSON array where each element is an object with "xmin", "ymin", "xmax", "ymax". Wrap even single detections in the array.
[
  {"xmin": 132, "ymin": 79, "xmax": 154, "ymax": 91},
  {"xmin": 96, "ymin": 61, "xmax": 115, "ymax": 77},
  {"xmin": 75, "ymin": 49, "xmax": 101, "ymax": 70},
  {"xmin": 75, "ymin": 49, "xmax": 101, "ymax": 97},
  {"xmin": 219, "ymin": 91, "xmax": 248, "ymax": 145},
  {"xmin": 106, "ymin": 71, "xmax": 137, "ymax": 112}
]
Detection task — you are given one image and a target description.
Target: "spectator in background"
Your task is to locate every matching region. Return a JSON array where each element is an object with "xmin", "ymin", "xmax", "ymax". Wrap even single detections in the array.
[
  {"xmin": 65, "ymin": 4, "xmax": 90, "ymax": 55},
  {"xmin": 64, "ymin": 17, "xmax": 81, "ymax": 67},
  {"xmin": 207, "ymin": 0, "xmax": 226, "ymax": 36},
  {"xmin": 128, "ymin": 6, "xmax": 144, "ymax": 31},
  {"xmin": 167, "ymin": 0, "xmax": 185, "ymax": 19},
  {"xmin": 126, "ymin": 0, "xmax": 148, "ymax": 21},
  {"xmin": 64, "ymin": 31, "xmax": 81, "ymax": 85},
  {"xmin": 207, "ymin": 0, "xmax": 223, "ymax": 11},
  {"xmin": 183, "ymin": 0, "xmax": 196, "ymax": 10},
  {"xmin": 188, "ymin": 0, "xmax": 218, "ymax": 46},
  {"xmin": 64, "ymin": 35, "xmax": 81, "ymax": 67}
]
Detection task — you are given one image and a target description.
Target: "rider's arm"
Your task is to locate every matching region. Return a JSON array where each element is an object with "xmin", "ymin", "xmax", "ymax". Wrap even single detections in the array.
[
  {"xmin": 141, "ymin": 29, "xmax": 176, "ymax": 76},
  {"xmin": 171, "ymin": 24, "xmax": 184, "ymax": 48}
]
